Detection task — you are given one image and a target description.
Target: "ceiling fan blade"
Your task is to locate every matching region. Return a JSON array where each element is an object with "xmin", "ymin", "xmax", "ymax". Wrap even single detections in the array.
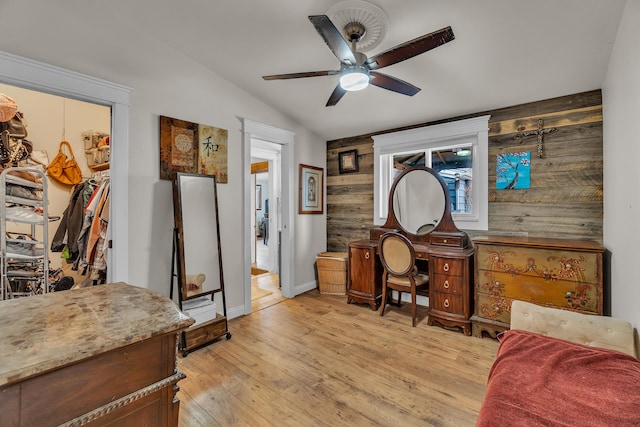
[
  {"xmin": 366, "ymin": 26, "xmax": 455, "ymax": 70},
  {"xmin": 370, "ymin": 71, "xmax": 421, "ymax": 96},
  {"xmin": 309, "ymin": 15, "xmax": 357, "ymax": 65},
  {"xmin": 263, "ymin": 70, "xmax": 339, "ymax": 80},
  {"xmin": 326, "ymin": 84, "xmax": 347, "ymax": 107}
]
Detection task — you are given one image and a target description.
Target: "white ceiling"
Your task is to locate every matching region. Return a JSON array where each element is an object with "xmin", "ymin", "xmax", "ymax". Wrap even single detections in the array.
[{"xmin": 2, "ymin": 0, "xmax": 627, "ymax": 141}]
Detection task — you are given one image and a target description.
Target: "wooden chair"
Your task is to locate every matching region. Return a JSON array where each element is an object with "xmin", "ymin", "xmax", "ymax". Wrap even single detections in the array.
[{"xmin": 378, "ymin": 232, "xmax": 429, "ymax": 326}]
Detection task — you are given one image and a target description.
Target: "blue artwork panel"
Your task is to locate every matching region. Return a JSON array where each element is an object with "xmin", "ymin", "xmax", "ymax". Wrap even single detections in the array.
[{"xmin": 496, "ymin": 152, "xmax": 530, "ymax": 190}]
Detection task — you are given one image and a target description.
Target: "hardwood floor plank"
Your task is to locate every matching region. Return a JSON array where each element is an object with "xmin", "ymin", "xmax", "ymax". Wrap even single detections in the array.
[
  {"xmin": 227, "ymin": 377, "xmax": 323, "ymax": 426},
  {"xmin": 178, "ymin": 290, "xmax": 499, "ymax": 427}
]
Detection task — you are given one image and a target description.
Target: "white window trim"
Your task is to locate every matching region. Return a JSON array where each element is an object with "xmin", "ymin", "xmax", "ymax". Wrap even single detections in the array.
[{"xmin": 372, "ymin": 115, "xmax": 490, "ymax": 231}]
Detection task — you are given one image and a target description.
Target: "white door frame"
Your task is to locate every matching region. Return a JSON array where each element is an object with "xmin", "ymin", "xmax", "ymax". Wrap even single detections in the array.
[
  {"xmin": 241, "ymin": 119, "xmax": 295, "ymax": 314},
  {"xmin": 0, "ymin": 51, "xmax": 132, "ymax": 283}
]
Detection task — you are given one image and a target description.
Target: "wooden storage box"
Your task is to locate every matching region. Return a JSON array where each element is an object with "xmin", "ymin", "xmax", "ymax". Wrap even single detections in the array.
[{"xmin": 316, "ymin": 252, "xmax": 348, "ymax": 295}]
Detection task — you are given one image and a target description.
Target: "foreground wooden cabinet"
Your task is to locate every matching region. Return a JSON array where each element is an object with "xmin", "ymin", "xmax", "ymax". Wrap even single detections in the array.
[
  {"xmin": 472, "ymin": 236, "xmax": 605, "ymax": 338},
  {"xmin": 0, "ymin": 283, "xmax": 193, "ymax": 426}
]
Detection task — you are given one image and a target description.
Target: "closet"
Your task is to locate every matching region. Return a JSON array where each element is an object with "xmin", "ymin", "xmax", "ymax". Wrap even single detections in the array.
[{"xmin": 0, "ymin": 85, "xmax": 111, "ymax": 295}]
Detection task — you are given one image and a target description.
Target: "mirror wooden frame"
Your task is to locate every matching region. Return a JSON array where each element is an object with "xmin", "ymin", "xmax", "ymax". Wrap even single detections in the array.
[
  {"xmin": 172, "ymin": 172, "xmax": 225, "ymax": 301},
  {"xmin": 373, "ymin": 166, "xmax": 470, "ymax": 248}
]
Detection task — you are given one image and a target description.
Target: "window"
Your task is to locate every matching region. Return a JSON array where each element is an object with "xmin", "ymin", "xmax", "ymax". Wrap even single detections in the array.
[{"xmin": 372, "ymin": 115, "xmax": 490, "ymax": 230}]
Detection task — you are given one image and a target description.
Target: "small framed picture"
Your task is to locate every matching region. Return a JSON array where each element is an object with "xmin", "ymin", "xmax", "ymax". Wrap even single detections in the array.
[
  {"xmin": 339, "ymin": 149, "xmax": 359, "ymax": 174},
  {"xmin": 299, "ymin": 163, "xmax": 323, "ymax": 214}
]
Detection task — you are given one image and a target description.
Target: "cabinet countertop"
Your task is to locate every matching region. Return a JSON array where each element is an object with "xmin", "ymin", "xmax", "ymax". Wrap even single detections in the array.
[{"xmin": 0, "ymin": 282, "xmax": 193, "ymax": 387}]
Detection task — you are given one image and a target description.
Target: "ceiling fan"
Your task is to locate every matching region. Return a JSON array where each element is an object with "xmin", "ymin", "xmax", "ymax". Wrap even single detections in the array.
[{"xmin": 262, "ymin": 15, "xmax": 455, "ymax": 106}]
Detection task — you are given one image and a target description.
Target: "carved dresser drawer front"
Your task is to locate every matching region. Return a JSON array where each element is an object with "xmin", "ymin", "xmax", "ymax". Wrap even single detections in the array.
[
  {"xmin": 475, "ymin": 242, "xmax": 604, "ymax": 321},
  {"xmin": 432, "ymin": 257, "xmax": 465, "ymax": 276},
  {"xmin": 430, "ymin": 292, "xmax": 464, "ymax": 314},
  {"xmin": 7, "ymin": 334, "xmax": 175, "ymax": 427},
  {"xmin": 431, "ymin": 274, "xmax": 464, "ymax": 294},
  {"xmin": 471, "ymin": 236, "xmax": 605, "ymax": 338}
]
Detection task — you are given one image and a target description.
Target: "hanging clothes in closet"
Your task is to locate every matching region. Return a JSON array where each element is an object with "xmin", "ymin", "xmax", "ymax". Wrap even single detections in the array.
[{"xmin": 51, "ymin": 176, "xmax": 110, "ymax": 283}]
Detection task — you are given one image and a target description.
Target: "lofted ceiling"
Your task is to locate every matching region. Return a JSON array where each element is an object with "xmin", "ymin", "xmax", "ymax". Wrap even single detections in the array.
[{"xmin": 0, "ymin": 0, "xmax": 627, "ymax": 141}]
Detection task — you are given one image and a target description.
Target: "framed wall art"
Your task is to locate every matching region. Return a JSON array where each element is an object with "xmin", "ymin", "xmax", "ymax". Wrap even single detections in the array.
[
  {"xmin": 299, "ymin": 163, "xmax": 324, "ymax": 214},
  {"xmin": 496, "ymin": 152, "xmax": 531, "ymax": 190},
  {"xmin": 159, "ymin": 115, "xmax": 228, "ymax": 182},
  {"xmin": 339, "ymin": 149, "xmax": 359, "ymax": 174}
]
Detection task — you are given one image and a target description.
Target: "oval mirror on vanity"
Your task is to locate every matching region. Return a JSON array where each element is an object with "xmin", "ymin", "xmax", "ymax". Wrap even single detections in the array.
[
  {"xmin": 380, "ymin": 166, "xmax": 467, "ymax": 246},
  {"xmin": 391, "ymin": 168, "xmax": 447, "ymax": 236}
]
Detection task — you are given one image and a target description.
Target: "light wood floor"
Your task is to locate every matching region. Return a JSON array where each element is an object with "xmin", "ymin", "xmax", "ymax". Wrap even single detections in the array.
[
  {"xmin": 177, "ymin": 291, "xmax": 499, "ymax": 426},
  {"xmin": 251, "ymin": 273, "xmax": 284, "ymax": 312},
  {"xmin": 251, "ymin": 239, "xmax": 284, "ymax": 312}
]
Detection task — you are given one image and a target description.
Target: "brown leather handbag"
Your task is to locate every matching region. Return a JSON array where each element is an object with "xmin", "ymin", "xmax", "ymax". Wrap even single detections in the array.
[{"xmin": 47, "ymin": 141, "xmax": 83, "ymax": 185}]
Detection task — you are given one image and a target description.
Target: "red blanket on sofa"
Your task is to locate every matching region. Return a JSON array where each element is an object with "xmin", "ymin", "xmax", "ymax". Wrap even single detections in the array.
[{"xmin": 476, "ymin": 330, "xmax": 640, "ymax": 427}]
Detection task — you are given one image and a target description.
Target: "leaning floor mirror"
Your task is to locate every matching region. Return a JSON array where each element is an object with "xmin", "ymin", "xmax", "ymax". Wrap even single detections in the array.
[{"xmin": 172, "ymin": 172, "xmax": 230, "ymax": 356}]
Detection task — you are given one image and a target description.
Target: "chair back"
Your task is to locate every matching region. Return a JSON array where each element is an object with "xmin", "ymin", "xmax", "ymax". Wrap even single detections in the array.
[{"xmin": 379, "ymin": 232, "xmax": 415, "ymax": 277}]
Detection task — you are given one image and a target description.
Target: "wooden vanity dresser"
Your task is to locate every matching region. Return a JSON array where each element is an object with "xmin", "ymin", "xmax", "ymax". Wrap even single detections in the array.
[{"xmin": 347, "ymin": 166, "xmax": 475, "ymax": 335}]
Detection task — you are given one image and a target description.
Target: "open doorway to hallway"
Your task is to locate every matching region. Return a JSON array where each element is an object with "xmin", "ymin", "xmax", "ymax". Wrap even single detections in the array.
[
  {"xmin": 250, "ymin": 151, "xmax": 283, "ymax": 311},
  {"xmin": 242, "ymin": 118, "xmax": 295, "ymax": 314}
]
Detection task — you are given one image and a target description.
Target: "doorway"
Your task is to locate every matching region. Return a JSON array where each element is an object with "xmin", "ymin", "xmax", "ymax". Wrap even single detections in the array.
[
  {"xmin": 0, "ymin": 52, "xmax": 131, "ymax": 283},
  {"xmin": 250, "ymin": 142, "xmax": 282, "ymax": 311},
  {"xmin": 242, "ymin": 119, "xmax": 295, "ymax": 315}
]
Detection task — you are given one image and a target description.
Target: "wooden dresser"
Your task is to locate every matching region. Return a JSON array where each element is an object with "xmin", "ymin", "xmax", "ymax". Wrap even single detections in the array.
[
  {"xmin": 472, "ymin": 236, "xmax": 605, "ymax": 338},
  {"xmin": 0, "ymin": 282, "xmax": 194, "ymax": 426}
]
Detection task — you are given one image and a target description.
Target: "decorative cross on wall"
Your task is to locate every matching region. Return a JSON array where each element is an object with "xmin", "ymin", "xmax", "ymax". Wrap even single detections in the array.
[{"xmin": 514, "ymin": 119, "xmax": 557, "ymax": 158}]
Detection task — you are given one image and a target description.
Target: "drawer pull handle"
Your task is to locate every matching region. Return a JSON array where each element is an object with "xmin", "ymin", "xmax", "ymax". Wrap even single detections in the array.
[
  {"xmin": 443, "ymin": 239, "xmax": 448, "ymax": 243},
  {"xmin": 443, "ymin": 280, "xmax": 450, "ymax": 289},
  {"xmin": 365, "ymin": 252, "xmax": 370, "ymax": 260},
  {"xmin": 444, "ymin": 298, "xmax": 450, "ymax": 308},
  {"xmin": 443, "ymin": 263, "xmax": 450, "ymax": 272}
]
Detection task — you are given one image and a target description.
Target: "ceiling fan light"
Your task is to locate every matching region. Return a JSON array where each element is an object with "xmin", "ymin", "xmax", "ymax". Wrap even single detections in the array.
[{"xmin": 340, "ymin": 70, "xmax": 369, "ymax": 91}]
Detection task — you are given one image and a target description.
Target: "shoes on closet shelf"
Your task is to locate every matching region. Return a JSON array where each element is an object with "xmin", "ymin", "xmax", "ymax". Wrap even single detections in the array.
[
  {"xmin": 5, "ymin": 206, "xmax": 43, "ymax": 222},
  {"xmin": 5, "ymin": 240, "xmax": 44, "ymax": 258}
]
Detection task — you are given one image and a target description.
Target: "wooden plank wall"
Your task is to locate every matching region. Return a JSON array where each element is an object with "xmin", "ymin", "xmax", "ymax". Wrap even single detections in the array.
[{"xmin": 326, "ymin": 90, "xmax": 603, "ymax": 252}]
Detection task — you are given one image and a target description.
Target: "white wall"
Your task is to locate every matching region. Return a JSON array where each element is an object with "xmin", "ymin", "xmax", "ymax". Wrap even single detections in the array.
[
  {"xmin": 602, "ymin": 0, "xmax": 640, "ymax": 328},
  {"xmin": 0, "ymin": 2, "xmax": 326, "ymax": 311}
]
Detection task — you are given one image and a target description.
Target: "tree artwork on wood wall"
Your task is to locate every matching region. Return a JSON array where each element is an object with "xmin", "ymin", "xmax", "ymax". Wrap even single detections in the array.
[{"xmin": 496, "ymin": 152, "xmax": 530, "ymax": 190}]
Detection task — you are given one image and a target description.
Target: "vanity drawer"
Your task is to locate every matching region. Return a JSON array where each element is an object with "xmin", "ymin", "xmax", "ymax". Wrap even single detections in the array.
[
  {"xmin": 432, "ymin": 257, "xmax": 465, "ymax": 276},
  {"xmin": 430, "ymin": 235, "xmax": 464, "ymax": 247},
  {"xmin": 431, "ymin": 274, "xmax": 464, "ymax": 295},
  {"xmin": 430, "ymin": 292, "xmax": 464, "ymax": 314}
]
